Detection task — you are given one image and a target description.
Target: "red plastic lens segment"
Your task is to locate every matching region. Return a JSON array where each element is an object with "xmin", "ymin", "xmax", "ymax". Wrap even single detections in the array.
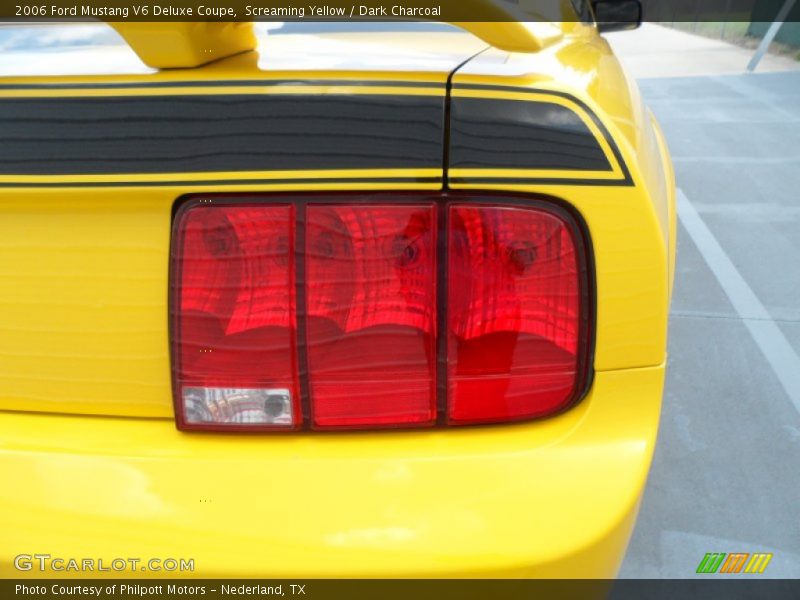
[
  {"xmin": 305, "ymin": 204, "xmax": 437, "ymax": 428},
  {"xmin": 170, "ymin": 196, "xmax": 589, "ymax": 432},
  {"xmin": 171, "ymin": 204, "xmax": 300, "ymax": 430},
  {"xmin": 447, "ymin": 204, "xmax": 586, "ymax": 424}
]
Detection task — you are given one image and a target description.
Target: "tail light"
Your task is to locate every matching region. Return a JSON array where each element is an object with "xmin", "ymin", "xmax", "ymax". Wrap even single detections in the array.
[
  {"xmin": 171, "ymin": 195, "xmax": 591, "ymax": 431},
  {"xmin": 306, "ymin": 204, "xmax": 437, "ymax": 428},
  {"xmin": 447, "ymin": 205, "xmax": 584, "ymax": 424},
  {"xmin": 171, "ymin": 205, "xmax": 300, "ymax": 430}
]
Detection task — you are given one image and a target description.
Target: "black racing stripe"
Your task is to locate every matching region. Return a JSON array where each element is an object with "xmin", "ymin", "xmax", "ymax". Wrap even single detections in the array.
[
  {"xmin": 0, "ymin": 176, "xmax": 442, "ymax": 188},
  {"xmin": 450, "ymin": 97, "xmax": 612, "ymax": 172},
  {"xmin": 450, "ymin": 84, "xmax": 634, "ymax": 186},
  {"xmin": 0, "ymin": 94, "xmax": 444, "ymax": 175},
  {"xmin": 0, "ymin": 79, "xmax": 446, "ymax": 90}
]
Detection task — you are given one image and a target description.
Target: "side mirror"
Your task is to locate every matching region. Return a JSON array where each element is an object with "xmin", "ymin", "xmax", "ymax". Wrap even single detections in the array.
[{"xmin": 591, "ymin": 0, "xmax": 642, "ymax": 33}]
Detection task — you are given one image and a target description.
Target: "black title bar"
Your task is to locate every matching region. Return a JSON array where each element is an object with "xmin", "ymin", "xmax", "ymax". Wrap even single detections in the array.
[
  {"xmin": 4, "ymin": 579, "xmax": 800, "ymax": 600},
  {"xmin": 2, "ymin": 0, "xmax": 800, "ymax": 23}
]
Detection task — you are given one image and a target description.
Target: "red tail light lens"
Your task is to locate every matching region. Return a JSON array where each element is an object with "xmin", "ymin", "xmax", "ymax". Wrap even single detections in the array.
[
  {"xmin": 171, "ymin": 204, "xmax": 300, "ymax": 430},
  {"xmin": 171, "ymin": 196, "xmax": 590, "ymax": 431},
  {"xmin": 306, "ymin": 204, "xmax": 437, "ymax": 428},
  {"xmin": 447, "ymin": 205, "xmax": 585, "ymax": 424}
]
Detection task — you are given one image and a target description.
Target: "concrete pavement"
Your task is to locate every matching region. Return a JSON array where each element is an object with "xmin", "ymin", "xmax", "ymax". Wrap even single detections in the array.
[
  {"xmin": 607, "ymin": 27, "xmax": 800, "ymax": 578},
  {"xmin": 607, "ymin": 23, "xmax": 800, "ymax": 78}
]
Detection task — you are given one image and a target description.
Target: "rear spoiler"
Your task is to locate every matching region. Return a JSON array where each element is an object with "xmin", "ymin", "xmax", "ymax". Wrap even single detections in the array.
[{"xmin": 112, "ymin": 12, "xmax": 563, "ymax": 69}]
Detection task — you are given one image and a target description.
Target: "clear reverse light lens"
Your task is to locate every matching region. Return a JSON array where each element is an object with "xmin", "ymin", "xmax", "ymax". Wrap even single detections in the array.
[{"xmin": 182, "ymin": 387, "xmax": 293, "ymax": 425}]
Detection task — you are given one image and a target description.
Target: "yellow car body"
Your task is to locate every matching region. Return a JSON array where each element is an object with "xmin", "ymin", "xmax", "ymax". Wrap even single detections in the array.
[{"xmin": 0, "ymin": 19, "xmax": 674, "ymax": 578}]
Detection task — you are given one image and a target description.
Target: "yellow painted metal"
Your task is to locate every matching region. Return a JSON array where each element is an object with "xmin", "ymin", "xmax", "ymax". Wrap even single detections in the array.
[
  {"xmin": 452, "ymin": 20, "xmax": 564, "ymax": 52},
  {"xmin": 110, "ymin": 23, "xmax": 257, "ymax": 69},
  {"xmin": 0, "ymin": 22, "xmax": 673, "ymax": 577},
  {"xmin": 0, "ymin": 168, "xmax": 443, "ymax": 186},
  {"xmin": 0, "ymin": 364, "xmax": 663, "ymax": 578},
  {"xmin": 109, "ymin": 17, "xmax": 560, "ymax": 70},
  {"xmin": 0, "ymin": 84, "xmax": 444, "ymax": 99},
  {"xmin": 650, "ymin": 115, "xmax": 677, "ymax": 298},
  {"xmin": 0, "ymin": 62, "xmax": 454, "ymax": 88}
]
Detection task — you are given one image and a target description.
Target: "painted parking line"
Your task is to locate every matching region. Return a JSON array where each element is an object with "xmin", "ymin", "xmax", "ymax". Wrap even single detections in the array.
[{"xmin": 677, "ymin": 189, "xmax": 800, "ymax": 414}]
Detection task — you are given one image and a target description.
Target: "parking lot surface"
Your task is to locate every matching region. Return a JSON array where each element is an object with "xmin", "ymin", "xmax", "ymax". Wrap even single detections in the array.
[{"xmin": 614, "ymin": 67, "xmax": 800, "ymax": 578}]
